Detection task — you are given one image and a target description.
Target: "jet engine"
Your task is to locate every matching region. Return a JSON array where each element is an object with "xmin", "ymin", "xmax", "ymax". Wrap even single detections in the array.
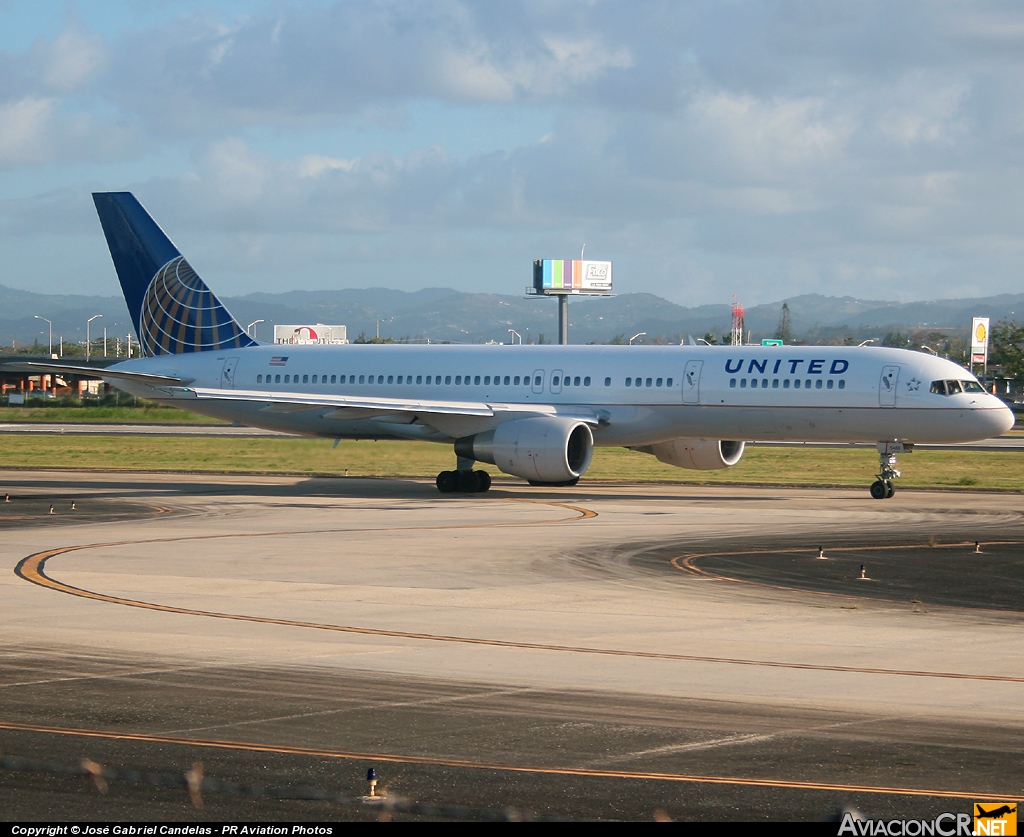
[
  {"xmin": 637, "ymin": 438, "xmax": 746, "ymax": 470},
  {"xmin": 455, "ymin": 417, "xmax": 594, "ymax": 484}
]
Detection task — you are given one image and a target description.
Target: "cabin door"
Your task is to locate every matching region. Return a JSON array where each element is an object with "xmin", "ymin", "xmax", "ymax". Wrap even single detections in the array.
[
  {"xmin": 682, "ymin": 360, "xmax": 703, "ymax": 404},
  {"xmin": 879, "ymin": 365, "xmax": 900, "ymax": 407},
  {"xmin": 221, "ymin": 357, "xmax": 239, "ymax": 389}
]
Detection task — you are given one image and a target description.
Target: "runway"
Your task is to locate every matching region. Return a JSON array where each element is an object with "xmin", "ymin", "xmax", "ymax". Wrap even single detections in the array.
[{"xmin": 1, "ymin": 472, "xmax": 1022, "ymax": 821}]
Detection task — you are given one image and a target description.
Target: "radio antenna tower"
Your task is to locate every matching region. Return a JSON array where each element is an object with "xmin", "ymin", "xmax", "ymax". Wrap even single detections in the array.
[{"xmin": 731, "ymin": 296, "xmax": 745, "ymax": 346}]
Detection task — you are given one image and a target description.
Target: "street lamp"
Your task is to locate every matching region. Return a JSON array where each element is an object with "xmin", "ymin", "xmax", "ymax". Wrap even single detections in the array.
[
  {"xmin": 629, "ymin": 332, "xmax": 646, "ymax": 345},
  {"xmin": 508, "ymin": 328, "xmax": 521, "ymax": 345},
  {"xmin": 103, "ymin": 324, "xmax": 118, "ymax": 357},
  {"xmin": 34, "ymin": 315, "xmax": 52, "ymax": 355},
  {"xmin": 247, "ymin": 319, "xmax": 264, "ymax": 339},
  {"xmin": 376, "ymin": 316, "xmax": 393, "ymax": 340},
  {"xmin": 86, "ymin": 315, "xmax": 102, "ymax": 362}
]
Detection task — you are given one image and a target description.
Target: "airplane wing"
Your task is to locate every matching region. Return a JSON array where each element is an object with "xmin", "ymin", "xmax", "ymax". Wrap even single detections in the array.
[
  {"xmin": 1, "ymin": 361, "xmax": 191, "ymax": 387},
  {"xmin": 176, "ymin": 386, "xmax": 603, "ymax": 424}
]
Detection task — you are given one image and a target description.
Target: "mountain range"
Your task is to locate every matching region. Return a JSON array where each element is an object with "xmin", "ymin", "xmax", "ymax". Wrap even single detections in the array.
[{"xmin": 1, "ymin": 282, "xmax": 1021, "ymax": 349}]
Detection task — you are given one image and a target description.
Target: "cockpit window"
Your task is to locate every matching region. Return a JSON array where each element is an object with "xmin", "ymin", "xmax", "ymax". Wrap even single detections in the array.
[{"xmin": 931, "ymin": 379, "xmax": 984, "ymax": 396}]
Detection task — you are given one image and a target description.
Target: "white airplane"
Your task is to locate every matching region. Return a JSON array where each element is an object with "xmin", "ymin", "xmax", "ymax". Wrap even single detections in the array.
[{"xmin": 9, "ymin": 193, "xmax": 1015, "ymax": 498}]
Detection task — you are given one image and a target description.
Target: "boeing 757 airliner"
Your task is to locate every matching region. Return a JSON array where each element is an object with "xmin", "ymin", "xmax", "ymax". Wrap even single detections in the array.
[{"xmin": 9, "ymin": 193, "xmax": 1015, "ymax": 497}]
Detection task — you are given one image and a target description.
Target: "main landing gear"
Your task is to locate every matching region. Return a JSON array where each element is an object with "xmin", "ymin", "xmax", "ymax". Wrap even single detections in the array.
[
  {"xmin": 869, "ymin": 443, "xmax": 905, "ymax": 500},
  {"xmin": 436, "ymin": 469, "xmax": 491, "ymax": 493}
]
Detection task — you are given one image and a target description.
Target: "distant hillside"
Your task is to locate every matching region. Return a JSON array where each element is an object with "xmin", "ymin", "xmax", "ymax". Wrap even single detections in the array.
[{"xmin": 1, "ymin": 281, "xmax": 1022, "ymax": 348}]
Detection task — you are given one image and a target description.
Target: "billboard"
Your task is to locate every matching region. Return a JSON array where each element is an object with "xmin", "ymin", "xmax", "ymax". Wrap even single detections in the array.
[
  {"xmin": 971, "ymin": 317, "xmax": 989, "ymax": 365},
  {"xmin": 274, "ymin": 324, "xmax": 348, "ymax": 345},
  {"xmin": 533, "ymin": 259, "xmax": 612, "ymax": 293}
]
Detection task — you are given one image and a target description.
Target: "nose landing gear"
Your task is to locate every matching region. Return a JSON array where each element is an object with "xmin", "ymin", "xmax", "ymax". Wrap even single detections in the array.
[{"xmin": 870, "ymin": 442, "xmax": 910, "ymax": 499}]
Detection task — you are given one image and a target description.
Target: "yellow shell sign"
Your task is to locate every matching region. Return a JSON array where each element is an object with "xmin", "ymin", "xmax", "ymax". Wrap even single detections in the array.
[{"xmin": 975, "ymin": 322, "xmax": 987, "ymax": 343}]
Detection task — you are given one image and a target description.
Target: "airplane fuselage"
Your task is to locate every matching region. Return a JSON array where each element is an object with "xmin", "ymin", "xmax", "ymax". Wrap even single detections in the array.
[{"xmin": 109, "ymin": 342, "xmax": 1013, "ymax": 446}]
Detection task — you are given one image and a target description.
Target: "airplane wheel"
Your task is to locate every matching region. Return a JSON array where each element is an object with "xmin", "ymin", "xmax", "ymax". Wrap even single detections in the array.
[
  {"xmin": 436, "ymin": 470, "xmax": 457, "ymax": 493},
  {"xmin": 474, "ymin": 470, "xmax": 491, "ymax": 492},
  {"xmin": 885, "ymin": 480, "xmax": 896, "ymax": 499},
  {"xmin": 869, "ymin": 480, "xmax": 887, "ymax": 500},
  {"xmin": 457, "ymin": 470, "xmax": 478, "ymax": 493}
]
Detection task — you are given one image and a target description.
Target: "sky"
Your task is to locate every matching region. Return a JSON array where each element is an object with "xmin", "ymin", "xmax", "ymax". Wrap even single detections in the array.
[{"xmin": 1, "ymin": 1, "xmax": 1024, "ymax": 307}]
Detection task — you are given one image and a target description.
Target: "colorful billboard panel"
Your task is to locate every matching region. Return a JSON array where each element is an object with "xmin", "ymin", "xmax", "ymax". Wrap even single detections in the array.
[{"xmin": 533, "ymin": 259, "xmax": 613, "ymax": 293}]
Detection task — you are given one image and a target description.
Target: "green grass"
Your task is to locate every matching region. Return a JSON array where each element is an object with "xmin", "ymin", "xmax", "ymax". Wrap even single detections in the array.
[
  {"xmin": 0, "ymin": 405, "xmax": 224, "ymax": 424},
  {"xmin": 0, "ymin": 435, "xmax": 1022, "ymax": 491}
]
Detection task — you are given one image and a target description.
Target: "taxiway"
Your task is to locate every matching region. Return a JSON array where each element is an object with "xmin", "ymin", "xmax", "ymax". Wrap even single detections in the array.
[{"xmin": 1, "ymin": 472, "xmax": 1022, "ymax": 820}]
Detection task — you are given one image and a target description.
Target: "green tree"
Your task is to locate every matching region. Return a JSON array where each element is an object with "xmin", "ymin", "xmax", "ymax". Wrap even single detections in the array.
[
  {"xmin": 990, "ymin": 320, "xmax": 1024, "ymax": 381},
  {"xmin": 774, "ymin": 302, "xmax": 792, "ymax": 343}
]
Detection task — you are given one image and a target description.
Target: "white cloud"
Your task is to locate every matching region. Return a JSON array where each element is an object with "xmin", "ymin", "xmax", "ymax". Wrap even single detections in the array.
[
  {"xmin": 0, "ymin": 97, "xmax": 55, "ymax": 163},
  {"xmin": 38, "ymin": 25, "xmax": 107, "ymax": 92}
]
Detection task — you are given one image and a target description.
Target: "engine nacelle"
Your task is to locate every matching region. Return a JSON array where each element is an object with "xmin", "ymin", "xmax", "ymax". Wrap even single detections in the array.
[
  {"xmin": 640, "ymin": 438, "xmax": 746, "ymax": 470},
  {"xmin": 455, "ymin": 417, "xmax": 594, "ymax": 483}
]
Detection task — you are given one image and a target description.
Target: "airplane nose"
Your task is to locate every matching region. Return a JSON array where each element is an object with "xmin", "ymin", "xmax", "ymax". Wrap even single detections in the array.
[{"xmin": 992, "ymin": 402, "xmax": 1016, "ymax": 436}]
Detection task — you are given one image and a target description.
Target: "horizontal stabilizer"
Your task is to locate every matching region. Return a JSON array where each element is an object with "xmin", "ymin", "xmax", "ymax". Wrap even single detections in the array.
[{"xmin": 1, "ymin": 361, "xmax": 190, "ymax": 387}]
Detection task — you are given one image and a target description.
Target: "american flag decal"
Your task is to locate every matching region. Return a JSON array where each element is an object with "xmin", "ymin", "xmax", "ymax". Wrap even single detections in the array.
[{"xmin": 269, "ymin": 356, "xmax": 289, "ymax": 366}]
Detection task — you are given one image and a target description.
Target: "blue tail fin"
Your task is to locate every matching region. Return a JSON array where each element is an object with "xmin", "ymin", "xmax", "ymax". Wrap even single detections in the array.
[{"xmin": 92, "ymin": 192, "xmax": 256, "ymax": 356}]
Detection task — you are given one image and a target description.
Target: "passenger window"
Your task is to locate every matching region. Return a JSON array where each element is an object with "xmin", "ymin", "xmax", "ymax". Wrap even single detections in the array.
[
  {"xmin": 805, "ymin": 379, "xmax": 811, "ymax": 389},
  {"xmin": 484, "ymin": 376, "xmax": 490, "ymax": 385},
  {"xmin": 534, "ymin": 375, "xmax": 541, "ymax": 386},
  {"xmin": 794, "ymin": 379, "xmax": 800, "ymax": 389},
  {"xmin": 741, "ymin": 379, "xmax": 747, "ymax": 388},
  {"xmin": 417, "ymin": 375, "xmax": 422, "ymax": 384},
  {"xmin": 445, "ymin": 376, "xmax": 452, "ymax": 384},
  {"xmin": 455, "ymin": 376, "xmax": 462, "ymax": 385},
  {"xmin": 665, "ymin": 378, "xmax": 672, "ymax": 387},
  {"xmin": 396, "ymin": 375, "xmax": 402, "ymax": 384},
  {"xmin": 838, "ymin": 380, "xmax": 845, "ymax": 389},
  {"xmin": 514, "ymin": 376, "xmax": 520, "ymax": 385},
  {"xmin": 312, "ymin": 375, "xmax": 317, "ymax": 383},
  {"xmin": 474, "ymin": 375, "xmax": 480, "ymax": 385},
  {"xmin": 815, "ymin": 379, "xmax": 822, "ymax": 389},
  {"xmin": 656, "ymin": 378, "xmax": 663, "ymax": 387},
  {"xmin": 826, "ymin": 379, "xmax": 833, "ymax": 389},
  {"xmin": 604, "ymin": 377, "xmax": 611, "ymax": 387},
  {"xmin": 553, "ymin": 376, "xmax": 560, "ymax": 386},
  {"xmin": 783, "ymin": 379, "xmax": 789, "ymax": 389},
  {"xmin": 303, "ymin": 375, "xmax": 309, "ymax": 384},
  {"xmin": 331, "ymin": 375, "xmax": 337, "ymax": 383},
  {"xmin": 575, "ymin": 377, "xmax": 581, "ymax": 386},
  {"xmin": 730, "ymin": 379, "xmax": 736, "ymax": 388},
  {"xmin": 751, "ymin": 379, "xmax": 758, "ymax": 388},
  {"xmin": 772, "ymin": 379, "xmax": 779, "ymax": 388},
  {"xmin": 646, "ymin": 378, "xmax": 652, "ymax": 387},
  {"xmin": 762, "ymin": 379, "xmax": 768, "ymax": 388},
  {"xmin": 387, "ymin": 375, "xmax": 393, "ymax": 384},
  {"xmin": 358, "ymin": 375, "xmax": 365, "ymax": 383},
  {"xmin": 275, "ymin": 374, "xmax": 281, "ymax": 383},
  {"xmin": 504, "ymin": 376, "xmax": 511, "ymax": 385},
  {"xmin": 626, "ymin": 378, "xmax": 632, "ymax": 387},
  {"xmin": 257, "ymin": 374, "xmax": 262, "ymax": 383}
]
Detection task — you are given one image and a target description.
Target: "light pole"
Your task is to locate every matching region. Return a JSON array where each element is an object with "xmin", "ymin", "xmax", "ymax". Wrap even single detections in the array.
[
  {"xmin": 86, "ymin": 315, "xmax": 102, "ymax": 362},
  {"xmin": 376, "ymin": 317, "xmax": 393, "ymax": 340},
  {"xmin": 629, "ymin": 332, "xmax": 646, "ymax": 345},
  {"xmin": 34, "ymin": 315, "xmax": 52, "ymax": 355},
  {"xmin": 508, "ymin": 328, "xmax": 521, "ymax": 345},
  {"xmin": 247, "ymin": 319, "xmax": 264, "ymax": 339}
]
